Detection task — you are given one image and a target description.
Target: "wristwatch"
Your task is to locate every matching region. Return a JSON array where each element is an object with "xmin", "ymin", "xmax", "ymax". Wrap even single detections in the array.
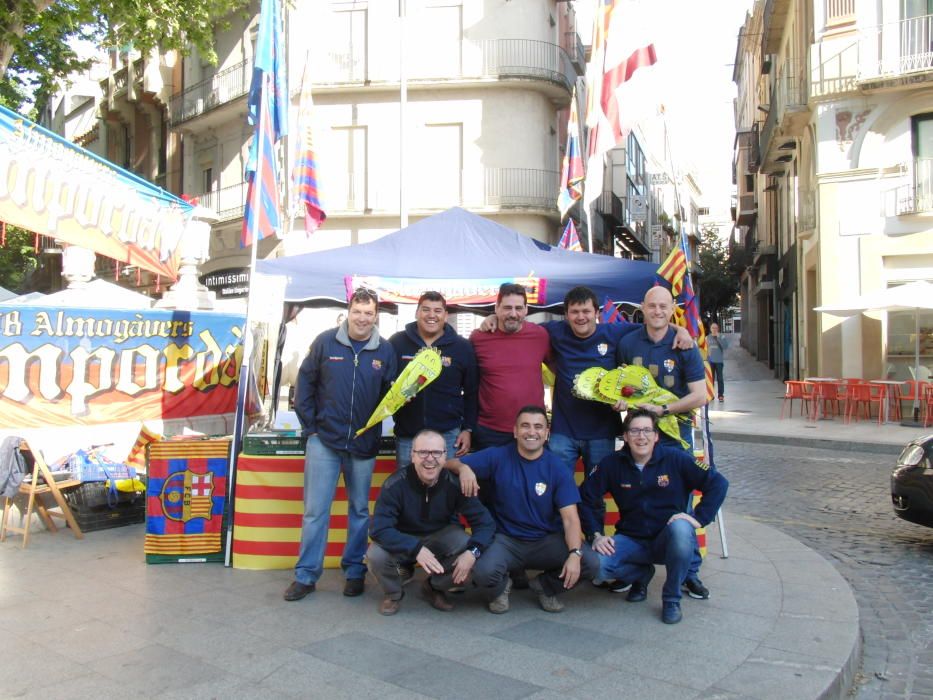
[
  {"xmin": 468, "ymin": 546, "xmax": 482, "ymax": 559},
  {"xmin": 661, "ymin": 405, "xmax": 670, "ymax": 416},
  {"xmin": 568, "ymin": 547, "xmax": 583, "ymax": 557}
]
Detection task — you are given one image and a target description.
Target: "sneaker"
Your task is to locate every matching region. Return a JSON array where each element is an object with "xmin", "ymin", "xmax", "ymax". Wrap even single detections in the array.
[
  {"xmin": 283, "ymin": 580, "xmax": 315, "ymax": 601},
  {"xmin": 682, "ymin": 577, "xmax": 710, "ymax": 600},
  {"xmin": 626, "ymin": 566, "xmax": 655, "ymax": 603},
  {"xmin": 343, "ymin": 578, "xmax": 365, "ymax": 597},
  {"xmin": 398, "ymin": 565, "xmax": 415, "ymax": 586},
  {"xmin": 421, "ymin": 577, "xmax": 454, "ymax": 612},
  {"xmin": 529, "ymin": 576, "xmax": 564, "ymax": 613},
  {"xmin": 380, "ymin": 594, "xmax": 402, "ymax": 616},
  {"xmin": 662, "ymin": 601, "xmax": 683, "ymax": 624},
  {"xmin": 608, "ymin": 580, "xmax": 633, "ymax": 594},
  {"xmin": 487, "ymin": 577, "xmax": 513, "ymax": 614},
  {"xmin": 718, "ymin": 396, "xmax": 724, "ymax": 402}
]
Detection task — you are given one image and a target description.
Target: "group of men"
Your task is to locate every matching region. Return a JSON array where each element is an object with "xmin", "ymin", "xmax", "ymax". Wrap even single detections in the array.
[{"xmin": 283, "ymin": 282, "xmax": 728, "ymax": 624}]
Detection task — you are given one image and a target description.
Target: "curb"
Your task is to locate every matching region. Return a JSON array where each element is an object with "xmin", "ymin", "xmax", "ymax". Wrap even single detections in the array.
[{"xmin": 712, "ymin": 431, "xmax": 904, "ymax": 456}]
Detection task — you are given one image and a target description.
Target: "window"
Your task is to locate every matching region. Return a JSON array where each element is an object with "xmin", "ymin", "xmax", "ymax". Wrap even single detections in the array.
[
  {"xmin": 417, "ymin": 123, "xmax": 462, "ymax": 207},
  {"xmin": 912, "ymin": 113, "xmax": 933, "ymax": 210},
  {"xmin": 330, "ymin": 125, "xmax": 367, "ymax": 210},
  {"xmin": 329, "ymin": 7, "xmax": 367, "ymax": 82},
  {"xmin": 202, "ymin": 167, "xmax": 213, "ymax": 194},
  {"xmin": 409, "ymin": 4, "xmax": 463, "ymax": 79}
]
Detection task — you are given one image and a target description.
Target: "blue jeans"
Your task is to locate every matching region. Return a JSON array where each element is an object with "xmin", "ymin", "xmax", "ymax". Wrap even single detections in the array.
[
  {"xmin": 395, "ymin": 427, "xmax": 459, "ymax": 470},
  {"xmin": 547, "ymin": 433, "xmax": 616, "ymax": 474},
  {"xmin": 294, "ymin": 435, "xmax": 376, "ymax": 585},
  {"xmin": 472, "ymin": 424, "xmax": 513, "ymax": 450},
  {"xmin": 598, "ymin": 518, "xmax": 697, "ymax": 603}
]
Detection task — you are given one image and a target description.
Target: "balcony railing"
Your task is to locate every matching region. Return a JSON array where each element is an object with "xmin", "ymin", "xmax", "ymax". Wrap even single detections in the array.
[
  {"xmin": 169, "ymin": 59, "xmax": 250, "ymax": 125},
  {"xmin": 885, "ymin": 158, "xmax": 933, "ymax": 215},
  {"xmin": 193, "ymin": 182, "xmax": 249, "ymax": 222},
  {"xmin": 858, "ymin": 13, "xmax": 933, "ymax": 81},
  {"xmin": 194, "ymin": 168, "xmax": 558, "ymax": 220},
  {"xmin": 759, "ymin": 60, "xmax": 807, "ymax": 167},
  {"xmin": 313, "ymin": 39, "xmax": 574, "ymax": 94}
]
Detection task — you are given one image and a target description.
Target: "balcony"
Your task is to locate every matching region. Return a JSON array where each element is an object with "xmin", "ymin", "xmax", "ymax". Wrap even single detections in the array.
[
  {"xmin": 596, "ymin": 192, "xmax": 649, "ymax": 255},
  {"xmin": 169, "ymin": 59, "xmax": 250, "ymax": 127},
  {"xmin": 858, "ymin": 14, "xmax": 933, "ymax": 86},
  {"xmin": 797, "ymin": 191, "xmax": 816, "ymax": 236},
  {"xmin": 759, "ymin": 60, "xmax": 809, "ymax": 172},
  {"xmin": 313, "ymin": 39, "xmax": 575, "ymax": 101},
  {"xmin": 884, "ymin": 158, "xmax": 933, "ymax": 216},
  {"xmin": 733, "ymin": 194, "xmax": 757, "ymax": 227},
  {"xmin": 734, "ymin": 125, "xmax": 760, "ymax": 174},
  {"xmin": 193, "ymin": 182, "xmax": 248, "ymax": 222},
  {"xmin": 761, "ymin": 0, "xmax": 791, "ymax": 55},
  {"xmin": 484, "ymin": 168, "xmax": 558, "ymax": 210}
]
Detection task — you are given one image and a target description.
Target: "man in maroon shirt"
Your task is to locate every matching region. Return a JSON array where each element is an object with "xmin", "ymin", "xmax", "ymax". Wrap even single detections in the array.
[{"xmin": 470, "ymin": 283, "xmax": 551, "ymax": 450}]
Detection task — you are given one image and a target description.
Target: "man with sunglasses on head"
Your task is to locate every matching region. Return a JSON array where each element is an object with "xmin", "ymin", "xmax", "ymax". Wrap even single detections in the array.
[
  {"xmin": 368, "ymin": 429, "xmax": 495, "ymax": 615},
  {"xmin": 285, "ymin": 288, "xmax": 397, "ymax": 602},
  {"xmin": 578, "ymin": 409, "xmax": 728, "ymax": 624},
  {"xmin": 389, "ymin": 291, "xmax": 478, "ymax": 468}
]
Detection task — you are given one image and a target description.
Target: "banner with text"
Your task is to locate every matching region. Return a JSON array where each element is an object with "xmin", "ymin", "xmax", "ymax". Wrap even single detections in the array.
[
  {"xmin": 0, "ymin": 306, "xmax": 245, "ymax": 428},
  {"xmin": 345, "ymin": 275, "xmax": 547, "ymax": 306}
]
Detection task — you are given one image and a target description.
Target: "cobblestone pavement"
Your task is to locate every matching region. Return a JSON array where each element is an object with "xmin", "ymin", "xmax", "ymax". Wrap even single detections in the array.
[{"xmin": 715, "ymin": 440, "xmax": 933, "ymax": 700}]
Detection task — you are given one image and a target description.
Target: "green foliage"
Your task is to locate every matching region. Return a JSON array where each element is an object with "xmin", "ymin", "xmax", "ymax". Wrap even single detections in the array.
[
  {"xmin": 0, "ymin": 224, "xmax": 39, "ymax": 292},
  {"xmin": 1, "ymin": 0, "xmax": 248, "ymax": 112},
  {"xmin": 696, "ymin": 225, "xmax": 740, "ymax": 324}
]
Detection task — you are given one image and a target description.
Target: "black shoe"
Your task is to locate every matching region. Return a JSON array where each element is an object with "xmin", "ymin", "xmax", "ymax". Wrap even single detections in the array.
[
  {"xmin": 608, "ymin": 580, "xmax": 632, "ymax": 594},
  {"xmin": 682, "ymin": 577, "xmax": 710, "ymax": 599},
  {"xmin": 662, "ymin": 601, "xmax": 683, "ymax": 624},
  {"xmin": 343, "ymin": 578, "xmax": 365, "ymax": 597},
  {"xmin": 283, "ymin": 580, "xmax": 315, "ymax": 601},
  {"xmin": 626, "ymin": 566, "xmax": 655, "ymax": 602}
]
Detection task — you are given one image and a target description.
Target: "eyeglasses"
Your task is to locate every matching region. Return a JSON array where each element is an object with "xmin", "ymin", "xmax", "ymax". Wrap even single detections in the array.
[
  {"xmin": 626, "ymin": 428, "xmax": 656, "ymax": 436},
  {"xmin": 412, "ymin": 449, "xmax": 446, "ymax": 460}
]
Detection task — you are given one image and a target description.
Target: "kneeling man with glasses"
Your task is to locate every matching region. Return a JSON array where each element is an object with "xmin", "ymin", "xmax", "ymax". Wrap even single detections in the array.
[
  {"xmin": 579, "ymin": 408, "xmax": 728, "ymax": 624},
  {"xmin": 368, "ymin": 429, "xmax": 495, "ymax": 615}
]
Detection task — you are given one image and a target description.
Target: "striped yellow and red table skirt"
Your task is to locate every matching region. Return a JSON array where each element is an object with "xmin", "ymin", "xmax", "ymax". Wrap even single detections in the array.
[{"xmin": 231, "ymin": 454, "xmax": 704, "ymax": 571}]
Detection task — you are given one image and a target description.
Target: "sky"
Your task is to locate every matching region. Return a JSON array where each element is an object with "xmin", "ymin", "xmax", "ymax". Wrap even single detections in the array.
[{"xmin": 575, "ymin": 0, "xmax": 755, "ymax": 217}]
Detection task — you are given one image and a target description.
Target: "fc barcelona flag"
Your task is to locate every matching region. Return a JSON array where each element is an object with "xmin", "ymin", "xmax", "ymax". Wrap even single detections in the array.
[{"xmin": 145, "ymin": 439, "xmax": 229, "ymax": 558}]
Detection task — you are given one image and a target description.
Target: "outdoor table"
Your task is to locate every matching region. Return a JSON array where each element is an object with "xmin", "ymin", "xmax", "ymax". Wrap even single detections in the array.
[
  {"xmin": 805, "ymin": 377, "xmax": 839, "ymax": 382},
  {"xmin": 869, "ymin": 380, "xmax": 906, "ymax": 423}
]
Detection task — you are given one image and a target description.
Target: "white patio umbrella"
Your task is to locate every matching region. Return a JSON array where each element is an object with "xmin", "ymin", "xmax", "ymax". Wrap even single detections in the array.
[{"xmin": 814, "ymin": 280, "xmax": 933, "ymax": 422}]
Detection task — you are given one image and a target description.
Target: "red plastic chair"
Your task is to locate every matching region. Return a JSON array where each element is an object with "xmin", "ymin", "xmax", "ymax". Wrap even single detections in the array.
[
  {"xmin": 845, "ymin": 383, "xmax": 884, "ymax": 424},
  {"xmin": 781, "ymin": 381, "xmax": 814, "ymax": 419},
  {"xmin": 811, "ymin": 381, "xmax": 843, "ymax": 420},
  {"xmin": 924, "ymin": 384, "xmax": 933, "ymax": 427},
  {"xmin": 898, "ymin": 380, "xmax": 929, "ymax": 421}
]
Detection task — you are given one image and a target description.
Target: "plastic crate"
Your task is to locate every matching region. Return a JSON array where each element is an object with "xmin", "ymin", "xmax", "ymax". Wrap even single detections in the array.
[
  {"xmin": 71, "ymin": 500, "xmax": 146, "ymax": 532},
  {"xmin": 242, "ymin": 433, "xmax": 305, "ymax": 456}
]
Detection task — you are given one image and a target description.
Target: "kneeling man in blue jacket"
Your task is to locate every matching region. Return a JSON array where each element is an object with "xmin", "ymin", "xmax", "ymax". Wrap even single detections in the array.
[
  {"xmin": 368, "ymin": 429, "xmax": 495, "ymax": 615},
  {"xmin": 579, "ymin": 408, "xmax": 728, "ymax": 624}
]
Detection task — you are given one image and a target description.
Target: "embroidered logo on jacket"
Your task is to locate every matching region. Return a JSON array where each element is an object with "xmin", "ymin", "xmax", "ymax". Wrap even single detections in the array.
[
  {"xmin": 620, "ymin": 482, "xmax": 633, "ymax": 489},
  {"xmin": 535, "ymin": 482, "xmax": 547, "ymax": 496},
  {"xmin": 597, "ymin": 343, "xmax": 608, "ymax": 356},
  {"xmin": 657, "ymin": 474, "xmax": 670, "ymax": 487},
  {"xmin": 372, "ymin": 359, "xmax": 383, "ymax": 370},
  {"xmin": 328, "ymin": 356, "xmax": 344, "ymax": 361},
  {"xmin": 663, "ymin": 359, "xmax": 676, "ymax": 372},
  {"xmin": 442, "ymin": 355, "xmax": 452, "ymax": 367}
]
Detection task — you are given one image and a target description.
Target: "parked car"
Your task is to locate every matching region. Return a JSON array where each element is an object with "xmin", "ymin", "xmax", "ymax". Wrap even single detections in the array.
[{"xmin": 891, "ymin": 433, "xmax": 933, "ymax": 527}]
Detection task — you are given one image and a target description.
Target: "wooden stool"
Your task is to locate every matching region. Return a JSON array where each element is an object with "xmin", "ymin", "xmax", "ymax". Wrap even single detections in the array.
[{"xmin": 0, "ymin": 442, "xmax": 84, "ymax": 548}]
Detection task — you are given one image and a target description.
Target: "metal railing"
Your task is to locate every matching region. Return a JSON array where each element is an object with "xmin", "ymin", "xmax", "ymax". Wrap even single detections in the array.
[
  {"xmin": 313, "ymin": 39, "xmax": 574, "ymax": 93},
  {"xmin": 887, "ymin": 158, "xmax": 933, "ymax": 215},
  {"xmin": 484, "ymin": 168, "xmax": 558, "ymax": 209},
  {"xmin": 193, "ymin": 182, "xmax": 248, "ymax": 221},
  {"xmin": 759, "ymin": 60, "xmax": 807, "ymax": 167},
  {"xmin": 858, "ymin": 13, "xmax": 933, "ymax": 80},
  {"xmin": 169, "ymin": 59, "xmax": 250, "ymax": 125}
]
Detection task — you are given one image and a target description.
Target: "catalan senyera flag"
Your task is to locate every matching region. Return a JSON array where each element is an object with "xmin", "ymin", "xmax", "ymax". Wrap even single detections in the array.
[
  {"xmin": 241, "ymin": 0, "xmax": 288, "ymax": 248},
  {"xmin": 557, "ymin": 87, "xmax": 584, "ymax": 220},
  {"xmin": 656, "ymin": 236, "xmax": 715, "ymax": 402},
  {"xmin": 558, "ymin": 219, "xmax": 583, "ymax": 252},
  {"xmin": 291, "ymin": 56, "xmax": 327, "ymax": 234}
]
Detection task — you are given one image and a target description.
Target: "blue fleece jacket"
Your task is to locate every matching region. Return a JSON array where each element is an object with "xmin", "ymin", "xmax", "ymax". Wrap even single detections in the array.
[
  {"xmin": 388, "ymin": 322, "xmax": 478, "ymax": 437},
  {"xmin": 578, "ymin": 444, "xmax": 728, "ymax": 540},
  {"xmin": 295, "ymin": 323, "xmax": 397, "ymax": 458}
]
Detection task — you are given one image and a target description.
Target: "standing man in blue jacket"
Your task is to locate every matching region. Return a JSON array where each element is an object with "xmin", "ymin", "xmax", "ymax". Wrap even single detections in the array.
[
  {"xmin": 389, "ymin": 291, "xmax": 478, "ymax": 467},
  {"xmin": 578, "ymin": 409, "xmax": 728, "ymax": 624},
  {"xmin": 284, "ymin": 288, "xmax": 397, "ymax": 602}
]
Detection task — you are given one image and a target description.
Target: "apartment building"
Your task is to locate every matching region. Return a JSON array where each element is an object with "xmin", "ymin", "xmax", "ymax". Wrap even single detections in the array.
[{"xmin": 732, "ymin": 0, "xmax": 933, "ymax": 381}]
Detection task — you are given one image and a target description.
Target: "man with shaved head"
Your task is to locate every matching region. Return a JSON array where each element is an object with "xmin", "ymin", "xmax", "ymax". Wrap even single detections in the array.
[{"xmin": 615, "ymin": 284, "xmax": 711, "ymax": 601}]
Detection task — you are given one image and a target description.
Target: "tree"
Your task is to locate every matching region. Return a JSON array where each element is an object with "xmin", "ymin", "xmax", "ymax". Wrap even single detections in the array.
[
  {"xmin": 695, "ymin": 225, "xmax": 740, "ymax": 324},
  {"xmin": 1, "ymin": 0, "xmax": 248, "ymax": 112},
  {"xmin": 0, "ymin": 224, "xmax": 38, "ymax": 292}
]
